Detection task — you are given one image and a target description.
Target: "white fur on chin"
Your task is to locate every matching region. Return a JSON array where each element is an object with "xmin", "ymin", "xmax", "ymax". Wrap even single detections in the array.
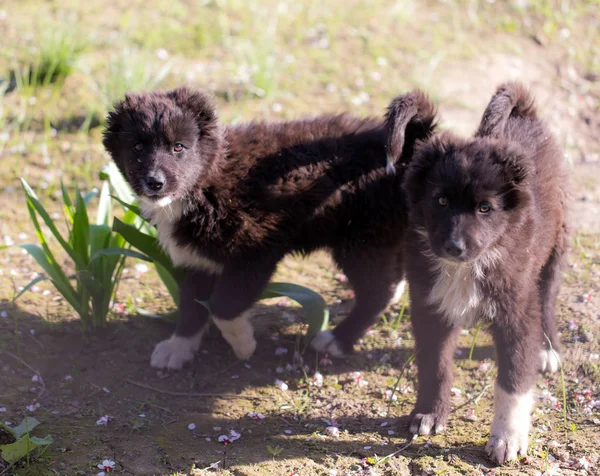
[
  {"xmin": 486, "ymin": 384, "xmax": 533, "ymax": 464},
  {"xmin": 156, "ymin": 195, "xmax": 173, "ymax": 207},
  {"xmin": 416, "ymin": 227, "xmax": 501, "ymax": 327},
  {"xmin": 213, "ymin": 312, "xmax": 257, "ymax": 360}
]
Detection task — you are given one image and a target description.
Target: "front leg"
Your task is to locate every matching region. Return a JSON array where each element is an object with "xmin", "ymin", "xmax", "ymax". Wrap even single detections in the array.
[
  {"xmin": 210, "ymin": 258, "xmax": 278, "ymax": 360},
  {"xmin": 409, "ymin": 293, "xmax": 460, "ymax": 435},
  {"xmin": 151, "ymin": 268, "xmax": 217, "ymax": 370},
  {"xmin": 486, "ymin": 299, "xmax": 541, "ymax": 464}
]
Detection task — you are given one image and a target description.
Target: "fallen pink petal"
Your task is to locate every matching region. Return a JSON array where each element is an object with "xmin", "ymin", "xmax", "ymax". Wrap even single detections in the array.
[
  {"xmin": 248, "ymin": 411, "xmax": 265, "ymax": 421},
  {"xmin": 97, "ymin": 459, "xmax": 116, "ymax": 471},
  {"xmin": 96, "ymin": 415, "xmax": 112, "ymax": 426}
]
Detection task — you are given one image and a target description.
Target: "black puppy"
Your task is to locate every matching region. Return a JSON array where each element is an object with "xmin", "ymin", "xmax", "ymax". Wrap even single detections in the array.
[
  {"xmin": 103, "ymin": 87, "xmax": 436, "ymax": 370},
  {"xmin": 396, "ymin": 82, "xmax": 570, "ymax": 464}
]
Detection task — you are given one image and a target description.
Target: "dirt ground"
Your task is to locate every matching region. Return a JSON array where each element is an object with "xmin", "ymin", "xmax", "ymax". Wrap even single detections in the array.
[{"xmin": 1, "ymin": 1, "xmax": 599, "ymax": 475}]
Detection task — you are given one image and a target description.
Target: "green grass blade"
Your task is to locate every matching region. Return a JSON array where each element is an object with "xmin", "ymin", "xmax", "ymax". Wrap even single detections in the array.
[
  {"xmin": 90, "ymin": 247, "xmax": 153, "ymax": 263},
  {"xmin": 18, "ymin": 244, "xmax": 79, "ymax": 312},
  {"xmin": 83, "ymin": 189, "xmax": 98, "ymax": 206},
  {"xmin": 60, "ymin": 181, "xmax": 74, "ymax": 224},
  {"xmin": 72, "ymin": 186, "xmax": 90, "ymax": 269},
  {"xmin": 110, "ymin": 195, "xmax": 143, "ymax": 217},
  {"xmin": 89, "ymin": 224, "xmax": 112, "ymax": 257},
  {"xmin": 260, "ymin": 282, "xmax": 329, "ymax": 338},
  {"xmin": 112, "ymin": 217, "xmax": 180, "ymax": 278},
  {"xmin": 76, "ymin": 270, "xmax": 104, "ymax": 312},
  {"xmin": 12, "ymin": 276, "xmax": 49, "ymax": 303},
  {"xmin": 99, "ymin": 163, "xmax": 135, "ymax": 205},
  {"xmin": 21, "ymin": 178, "xmax": 79, "ymax": 266},
  {"xmin": 96, "ymin": 181, "xmax": 112, "ymax": 226},
  {"xmin": 468, "ymin": 322, "xmax": 482, "ymax": 361},
  {"xmin": 155, "ymin": 261, "xmax": 180, "ymax": 304}
]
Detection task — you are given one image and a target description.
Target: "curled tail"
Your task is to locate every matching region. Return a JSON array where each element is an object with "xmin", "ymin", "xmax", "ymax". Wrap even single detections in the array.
[
  {"xmin": 476, "ymin": 81, "xmax": 537, "ymax": 138},
  {"xmin": 384, "ymin": 90, "xmax": 437, "ymax": 175}
]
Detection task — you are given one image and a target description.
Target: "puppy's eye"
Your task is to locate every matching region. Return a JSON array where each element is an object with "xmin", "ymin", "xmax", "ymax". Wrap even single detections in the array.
[
  {"xmin": 479, "ymin": 202, "xmax": 491, "ymax": 214},
  {"xmin": 437, "ymin": 196, "xmax": 448, "ymax": 207},
  {"xmin": 173, "ymin": 143, "xmax": 184, "ymax": 153},
  {"xmin": 134, "ymin": 143, "xmax": 143, "ymax": 152}
]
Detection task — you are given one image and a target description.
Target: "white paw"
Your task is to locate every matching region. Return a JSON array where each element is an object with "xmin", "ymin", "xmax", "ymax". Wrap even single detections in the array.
[
  {"xmin": 409, "ymin": 413, "xmax": 446, "ymax": 436},
  {"xmin": 213, "ymin": 314, "xmax": 257, "ymax": 360},
  {"xmin": 310, "ymin": 330, "xmax": 345, "ymax": 357},
  {"xmin": 389, "ymin": 280, "xmax": 407, "ymax": 306},
  {"xmin": 486, "ymin": 385, "xmax": 533, "ymax": 464},
  {"xmin": 150, "ymin": 333, "xmax": 203, "ymax": 370},
  {"xmin": 486, "ymin": 431, "xmax": 529, "ymax": 464},
  {"xmin": 539, "ymin": 348, "xmax": 561, "ymax": 374}
]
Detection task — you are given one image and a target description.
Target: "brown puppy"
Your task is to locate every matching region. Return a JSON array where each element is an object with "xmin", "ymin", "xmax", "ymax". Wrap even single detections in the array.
[
  {"xmin": 102, "ymin": 87, "xmax": 436, "ymax": 370},
  {"xmin": 395, "ymin": 82, "xmax": 570, "ymax": 464}
]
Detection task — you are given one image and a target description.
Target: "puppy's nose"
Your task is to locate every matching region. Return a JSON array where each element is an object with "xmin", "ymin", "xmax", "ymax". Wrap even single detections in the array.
[
  {"xmin": 444, "ymin": 238, "xmax": 465, "ymax": 258},
  {"xmin": 145, "ymin": 171, "xmax": 165, "ymax": 192}
]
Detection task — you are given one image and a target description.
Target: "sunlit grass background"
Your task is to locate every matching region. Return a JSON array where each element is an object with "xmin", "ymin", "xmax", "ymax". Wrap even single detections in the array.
[{"xmin": 0, "ymin": 1, "xmax": 597, "ymax": 194}]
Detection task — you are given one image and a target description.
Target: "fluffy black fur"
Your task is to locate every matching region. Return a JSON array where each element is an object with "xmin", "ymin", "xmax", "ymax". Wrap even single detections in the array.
[
  {"xmin": 103, "ymin": 87, "xmax": 437, "ymax": 368},
  {"xmin": 397, "ymin": 82, "xmax": 570, "ymax": 464}
]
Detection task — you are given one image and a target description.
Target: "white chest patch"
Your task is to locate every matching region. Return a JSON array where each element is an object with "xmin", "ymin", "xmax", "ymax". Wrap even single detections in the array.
[
  {"xmin": 140, "ymin": 197, "xmax": 224, "ymax": 275},
  {"xmin": 425, "ymin": 248, "xmax": 501, "ymax": 327}
]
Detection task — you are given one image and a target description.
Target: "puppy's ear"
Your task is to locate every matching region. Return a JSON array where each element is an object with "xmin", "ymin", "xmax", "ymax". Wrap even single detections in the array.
[
  {"xmin": 494, "ymin": 144, "xmax": 534, "ymax": 210},
  {"xmin": 102, "ymin": 101, "xmax": 126, "ymax": 156},
  {"xmin": 476, "ymin": 81, "xmax": 537, "ymax": 139},
  {"xmin": 402, "ymin": 133, "xmax": 453, "ymax": 205},
  {"xmin": 385, "ymin": 90, "xmax": 437, "ymax": 175},
  {"xmin": 167, "ymin": 87, "xmax": 219, "ymax": 137}
]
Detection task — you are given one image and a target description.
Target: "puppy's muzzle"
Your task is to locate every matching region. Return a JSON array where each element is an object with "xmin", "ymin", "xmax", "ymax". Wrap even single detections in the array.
[
  {"xmin": 444, "ymin": 237, "xmax": 466, "ymax": 259},
  {"xmin": 144, "ymin": 170, "xmax": 166, "ymax": 195}
]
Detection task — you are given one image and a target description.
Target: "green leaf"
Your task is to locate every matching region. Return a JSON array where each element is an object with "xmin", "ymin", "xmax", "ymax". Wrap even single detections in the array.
[
  {"xmin": 76, "ymin": 270, "xmax": 104, "ymax": 309},
  {"xmin": 21, "ymin": 178, "xmax": 79, "ymax": 266},
  {"xmin": 12, "ymin": 276, "xmax": 49, "ymax": 303},
  {"xmin": 18, "ymin": 244, "xmax": 79, "ymax": 313},
  {"xmin": 260, "ymin": 282, "xmax": 329, "ymax": 338},
  {"xmin": 60, "ymin": 181, "xmax": 74, "ymax": 225},
  {"xmin": 0, "ymin": 433, "xmax": 53, "ymax": 464},
  {"xmin": 9, "ymin": 417, "xmax": 40, "ymax": 439},
  {"xmin": 90, "ymin": 247, "xmax": 152, "ymax": 263},
  {"xmin": 83, "ymin": 189, "xmax": 98, "ymax": 206},
  {"xmin": 72, "ymin": 186, "xmax": 91, "ymax": 268},
  {"xmin": 29, "ymin": 435, "xmax": 54, "ymax": 446},
  {"xmin": 155, "ymin": 261, "xmax": 180, "ymax": 304},
  {"xmin": 110, "ymin": 195, "xmax": 143, "ymax": 217},
  {"xmin": 194, "ymin": 299, "xmax": 211, "ymax": 313},
  {"xmin": 100, "ymin": 162, "xmax": 135, "ymax": 206},
  {"xmin": 96, "ymin": 181, "xmax": 112, "ymax": 226},
  {"xmin": 112, "ymin": 218, "xmax": 180, "ymax": 279},
  {"xmin": 89, "ymin": 224, "xmax": 112, "ymax": 257}
]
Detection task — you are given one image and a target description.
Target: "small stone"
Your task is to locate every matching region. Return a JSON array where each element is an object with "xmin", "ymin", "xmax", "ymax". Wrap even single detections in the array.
[{"xmin": 581, "ymin": 331, "xmax": 594, "ymax": 343}]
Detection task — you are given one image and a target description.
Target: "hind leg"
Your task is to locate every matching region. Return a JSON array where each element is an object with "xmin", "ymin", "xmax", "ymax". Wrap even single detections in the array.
[
  {"xmin": 151, "ymin": 268, "xmax": 217, "ymax": 370},
  {"xmin": 538, "ymin": 243, "xmax": 567, "ymax": 374},
  {"xmin": 311, "ymin": 248, "xmax": 398, "ymax": 356}
]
